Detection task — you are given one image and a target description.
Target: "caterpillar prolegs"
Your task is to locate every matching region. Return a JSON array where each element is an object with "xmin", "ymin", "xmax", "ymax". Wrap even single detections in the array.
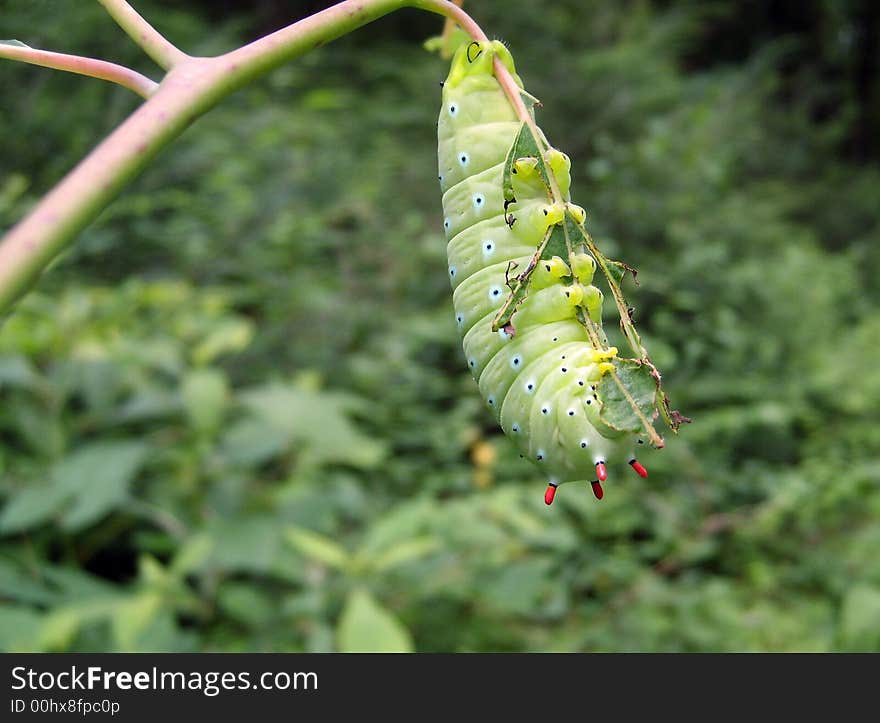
[{"xmin": 438, "ymin": 41, "xmax": 680, "ymax": 505}]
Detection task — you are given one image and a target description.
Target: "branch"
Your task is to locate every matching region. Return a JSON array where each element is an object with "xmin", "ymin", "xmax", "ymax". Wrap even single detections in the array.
[
  {"xmin": 0, "ymin": 0, "xmax": 493, "ymax": 313},
  {"xmin": 0, "ymin": 42, "xmax": 157, "ymax": 98},
  {"xmin": 96, "ymin": 0, "xmax": 189, "ymax": 70}
]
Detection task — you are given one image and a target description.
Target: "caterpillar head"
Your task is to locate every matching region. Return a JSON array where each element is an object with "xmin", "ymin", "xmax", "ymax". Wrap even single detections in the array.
[{"xmin": 445, "ymin": 40, "xmax": 521, "ymax": 89}]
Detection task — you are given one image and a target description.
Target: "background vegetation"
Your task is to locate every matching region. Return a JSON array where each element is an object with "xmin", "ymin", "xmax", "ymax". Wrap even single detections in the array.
[{"xmin": 1, "ymin": 0, "xmax": 878, "ymax": 652}]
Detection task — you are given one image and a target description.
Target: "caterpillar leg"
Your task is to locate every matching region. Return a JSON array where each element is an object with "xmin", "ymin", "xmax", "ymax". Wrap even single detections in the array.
[{"xmin": 629, "ymin": 458, "xmax": 649, "ymax": 478}]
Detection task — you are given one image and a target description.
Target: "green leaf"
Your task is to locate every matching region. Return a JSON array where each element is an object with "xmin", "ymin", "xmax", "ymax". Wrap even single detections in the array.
[
  {"xmin": 0, "ymin": 40, "xmax": 32, "ymax": 49},
  {"xmin": 0, "ymin": 481, "xmax": 71, "ymax": 534},
  {"xmin": 37, "ymin": 598, "xmax": 120, "ymax": 651},
  {"xmin": 59, "ymin": 441, "xmax": 148, "ymax": 531},
  {"xmin": 0, "ymin": 355, "xmax": 40, "ymax": 390},
  {"xmin": 285, "ymin": 526, "xmax": 350, "ymax": 571},
  {"xmin": 111, "ymin": 592, "xmax": 163, "ymax": 651},
  {"xmin": 191, "ymin": 318, "xmax": 254, "ymax": 366},
  {"xmin": 839, "ymin": 585, "xmax": 880, "ymax": 652},
  {"xmin": 366, "ymin": 536, "xmax": 438, "ymax": 574},
  {"xmin": 170, "ymin": 534, "xmax": 214, "ymax": 577},
  {"xmin": 205, "ymin": 516, "xmax": 285, "ymax": 575},
  {"xmin": 239, "ymin": 382, "xmax": 386, "ymax": 469},
  {"xmin": 181, "ymin": 368, "xmax": 229, "ymax": 435},
  {"xmin": 219, "ymin": 418, "xmax": 289, "ymax": 467},
  {"xmin": 217, "ymin": 583, "xmax": 275, "ymax": 628},
  {"xmin": 337, "ymin": 589, "xmax": 413, "ymax": 653},
  {"xmin": 37, "ymin": 609, "xmax": 82, "ymax": 651},
  {"xmin": 598, "ymin": 359, "xmax": 659, "ymax": 437},
  {"xmin": 0, "ymin": 559, "xmax": 57, "ymax": 606},
  {"xmin": 0, "ymin": 604, "xmax": 44, "ymax": 652}
]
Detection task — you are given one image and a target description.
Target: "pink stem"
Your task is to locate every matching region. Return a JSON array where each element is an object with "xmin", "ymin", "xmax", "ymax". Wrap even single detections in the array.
[
  {"xmin": 96, "ymin": 0, "xmax": 189, "ymax": 70},
  {"xmin": 0, "ymin": 43, "xmax": 158, "ymax": 98}
]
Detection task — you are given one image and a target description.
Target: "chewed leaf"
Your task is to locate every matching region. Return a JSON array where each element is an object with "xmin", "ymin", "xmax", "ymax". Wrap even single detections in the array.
[
  {"xmin": 598, "ymin": 359, "xmax": 664, "ymax": 446},
  {"xmin": 492, "ymin": 224, "xmax": 566, "ymax": 332},
  {"xmin": 519, "ymin": 88, "xmax": 541, "ymax": 109},
  {"xmin": 0, "ymin": 40, "xmax": 32, "ymax": 49},
  {"xmin": 608, "ymin": 259, "xmax": 639, "ymax": 287},
  {"xmin": 564, "ymin": 215, "xmax": 646, "ymax": 358}
]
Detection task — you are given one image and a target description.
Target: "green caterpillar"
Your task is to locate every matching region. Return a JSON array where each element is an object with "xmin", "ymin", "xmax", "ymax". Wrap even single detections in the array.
[{"xmin": 438, "ymin": 40, "xmax": 658, "ymax": 505}]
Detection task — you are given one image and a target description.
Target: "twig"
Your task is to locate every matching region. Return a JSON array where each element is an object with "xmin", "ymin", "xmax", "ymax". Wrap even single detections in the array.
[
  {"xmin": 0, "ymin": 43, "xmax": 157, "ymax": 98},
  {"xmin": 96, "ymin": 0, "xmax": 189, "ymax": 70}
]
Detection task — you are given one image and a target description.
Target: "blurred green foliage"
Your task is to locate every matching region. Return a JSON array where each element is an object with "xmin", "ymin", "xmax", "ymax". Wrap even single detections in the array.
[{"xmin": 1, "ymin": 0, "xmax": 879, "ymax": 652}]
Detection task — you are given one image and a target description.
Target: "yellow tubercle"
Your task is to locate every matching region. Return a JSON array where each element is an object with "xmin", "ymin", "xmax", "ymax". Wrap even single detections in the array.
[
  {"xmin": 545, "ymin": 255, "xmax": 570, "ymax": 278},
  {"xmin": 513, "ymin": 157, "xmax": 540, "ymax": 178},
  {"xmin": 562, "ymin": 284, "xmax": 584, "ymax": 306},
  {"xmin": 566, "ymin": 204, "xmax": 587, "ymax": 225},
  {"xmin": 530, "ymin": 255, "xmax": 571, "ymax": 290},
  {"xmin": 545, "ymin": 149, "xmax": 570, "ymax": 174},
  {"xmin": 569, "ymin": 252, "xmax": 596, "ymax": 284},
  {"xmin": 543, "ymin": 203, "xmax": 565, "ymax": 225},
  {"xmin": 585, "ymin": 347, "xmax": 618, "ymax": 365},
  {"xmin": 597, "ymin": 362, "xmax": 616, "ymax": 376}
]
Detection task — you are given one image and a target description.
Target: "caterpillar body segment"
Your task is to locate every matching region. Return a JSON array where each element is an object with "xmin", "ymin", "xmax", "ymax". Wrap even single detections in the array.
[{"xmin": 438, "ymin": 40, "xmax": 652, "ymax": 504}]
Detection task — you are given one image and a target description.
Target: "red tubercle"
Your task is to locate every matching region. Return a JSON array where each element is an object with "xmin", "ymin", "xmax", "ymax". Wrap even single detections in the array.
[
  {"xmin": 590, "ymin": 480, "xmax": 604, "ymax": 500},
  {"xmin": 544, "ymin": 484, "xmax": 557, "ymax": 505},
  {"xmin": 629, "ymin": 459, "xmax": 648, "ymax": 478},
  {"xmin": 595, "ymin": 461, "xmax": 607, "ymax": 482}
]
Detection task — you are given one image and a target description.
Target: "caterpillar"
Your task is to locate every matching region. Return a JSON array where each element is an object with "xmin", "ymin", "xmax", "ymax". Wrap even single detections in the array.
[{"xmin": 438, "ymin": 40, "xmax": 670, "ymax": 506}]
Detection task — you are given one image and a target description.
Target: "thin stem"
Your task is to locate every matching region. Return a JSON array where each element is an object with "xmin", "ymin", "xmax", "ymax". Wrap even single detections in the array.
[
  {"xmin": 409, "ymin": 0, "xmax": 487, "ymax": 42},
  {"xmin": 0, "ymin": 43, "xmax": 158, "ymax": 98},
  {"xmin": 96, "ymin": 0, "xmax": 189, "ymax": 70},
  {"xmin": 438, "ymin": 0, "xmax": 465, "ymax": 57}
]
